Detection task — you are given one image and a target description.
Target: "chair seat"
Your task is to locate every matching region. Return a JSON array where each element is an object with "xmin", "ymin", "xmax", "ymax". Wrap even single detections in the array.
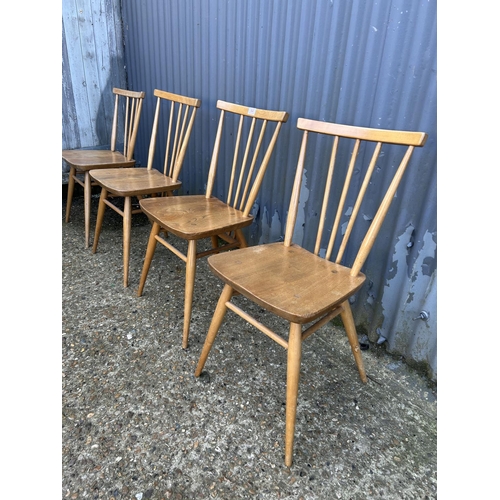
[
  {"xmin": 139, "ymin": 195, "xmax": 254, "ymax": 240},
  {"xmin": 62, "ymin": 149, "xmax": 135, "ymax": 170},
  {"xmin": 90, "ymin": 168, "xmax": 182, "ymax": 196},
  {"xmin": 207, "ymin": 242, "xmax": 366, "ymax": 324}
]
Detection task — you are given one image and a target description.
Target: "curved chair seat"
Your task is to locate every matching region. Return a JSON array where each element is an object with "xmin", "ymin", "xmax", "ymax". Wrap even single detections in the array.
[
  {"xmin": 62, "ymin": 150, "xmax": 135, "ymax": 170},
  {"xmin": 207, "ymin": 242, "xmax": 365, "ymax": 324},
  {"xmin": 90, "ymin": 167, "xmax": 181, "ymax": 197},
  {"xmin": 139, "ymin": 195, "xmax": 253, "ymax": 240}
]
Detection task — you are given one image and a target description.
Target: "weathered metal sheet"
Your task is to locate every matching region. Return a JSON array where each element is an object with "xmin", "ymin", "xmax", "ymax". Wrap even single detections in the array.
[
  {"xmin": 62, "ymin": 0, "xmax": 128, "ymax": 181},
  {"xmin": 120, "ymin": 0, "xmax": 437, "ymax": 381},
  {"xmin": 64, "ymin": 0, "xmax": 437, "ymax": 380}
]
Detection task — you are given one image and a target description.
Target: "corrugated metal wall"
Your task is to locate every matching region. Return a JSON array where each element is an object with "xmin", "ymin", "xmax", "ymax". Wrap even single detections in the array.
[{"xmin": 62, "ymin": 0, "xmax": 437, "ymax": 381}]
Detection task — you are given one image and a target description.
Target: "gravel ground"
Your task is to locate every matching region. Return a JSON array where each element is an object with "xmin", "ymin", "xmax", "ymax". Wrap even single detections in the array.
[{"xmin": 62, "ymin": 194, "xmax": 437, "ymax": 500}]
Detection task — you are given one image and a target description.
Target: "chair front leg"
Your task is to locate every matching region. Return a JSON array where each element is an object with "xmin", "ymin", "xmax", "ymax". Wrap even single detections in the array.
[
  {"xmin": 123, "ymin": 196, "xmax": 132, "ymax": 287},
  {"xmin": 195, "ymin": 283, "xmax": 234, "ymax": 376},
  {"xmin": 285, "ymin": 322, "xmax": 302, "ymax": 467},
  {"xmin": 65, "ymin": 166, "xmax": 76, "ymax": 223},
  {"xmin": 182, "ymin": 239, "xmax": 197, "ymax": 349},
  {"xmin": 84, "ymin": 171, "xmax": 92, "ymax": 248},
  {"xmin": 137, "ymin": 221, "xmax": 161, "ymax": 297},
  {"xmin": 340, "ymin": 300, "xmax": 367, "ymax": 383}
]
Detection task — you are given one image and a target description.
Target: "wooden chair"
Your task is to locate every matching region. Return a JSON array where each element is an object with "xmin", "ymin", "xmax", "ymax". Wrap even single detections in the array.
[
  {"xmin": 63, "ymin": 88, "xmax": 145, "ymax": 248},
  {"xmin": 137, "ymin": 100, "xmax": 289, "ymax": 348},
  {"xmin": 194, "ymin": 117, "xmax": 428, "ymax": 466},
  {"xmin": 90, "ymin": 89, "xmax": 201, "ymax": 287}
]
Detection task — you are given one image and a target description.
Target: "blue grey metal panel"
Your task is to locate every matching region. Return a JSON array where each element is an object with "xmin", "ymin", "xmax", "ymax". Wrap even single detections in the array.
[{"xmin": 120, "ymin": 0, "xmax": 437, "ymax": 380}]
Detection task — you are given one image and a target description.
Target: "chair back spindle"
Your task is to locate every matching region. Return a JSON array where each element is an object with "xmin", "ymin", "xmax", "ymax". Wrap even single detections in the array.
[
  {"xmin": 350, "ymin": 144, "xmax": 416, "ymax": 276},
  {"xmin": 110, "ymin": 93, "xmax": 119, "ymax": 152}
]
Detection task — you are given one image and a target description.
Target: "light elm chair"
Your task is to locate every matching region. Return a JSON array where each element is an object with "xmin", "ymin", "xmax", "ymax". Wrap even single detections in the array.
[
  {"xmin": 195, "ymin": 117, "xmax": 428, "ymax": 466},
  {"xmin": 90, "ymin": 89, "xmax": 201, "ymax": 287},
  {"xmin": 137, "ymin": 100, "xmax": 289, "ymax": 348},
  {"xmin": 63, "ymin": 88, "xmax": 145, "ymax": 248}
]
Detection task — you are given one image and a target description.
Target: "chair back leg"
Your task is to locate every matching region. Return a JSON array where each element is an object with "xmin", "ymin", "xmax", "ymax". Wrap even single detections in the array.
[
  {"xmin": 195, "ymin": 284, "xmax": 234, "ymax": 376},
  {"xmin": 234, "ymin": 229, "xmax": 248, "ymax": 248},
  {"xmin": 340, "ymin": 301, "xmax": 367, "ymax": 383},
  {"xmin": 123, "ymin": 196, "xmax": 132, "ymax": 287},
  {"xmin": 92, "ymin": 189, "xmax": 108, "ymax": 254},
  {"xmin": 137, "ymin": 222, "xmax": 161, "ymax": 297},
  {"xmin": 84, "ymin": 172, "xmax": 92, "ymax": 248}
]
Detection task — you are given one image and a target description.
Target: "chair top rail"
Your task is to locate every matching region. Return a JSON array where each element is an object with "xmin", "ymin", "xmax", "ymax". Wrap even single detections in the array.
[
  {"xmin": 297, "ymin": 118, "xmax": 427, "ymax": 147},
  {"xmin": 154, "ymin": 88, "xmax": 201, "ymax": 108},
  {"xmin": 217, "ymin": 100, "xmax": 289, "ymax": 123},
  {"xmin": 113, "ymin": 87, "xmax": 146, "ymax": 99}
]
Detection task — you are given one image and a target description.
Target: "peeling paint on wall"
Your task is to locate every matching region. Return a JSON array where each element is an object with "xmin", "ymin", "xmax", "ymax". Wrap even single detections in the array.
[
  {"xmin": 379, "ymin": 228, "xmax": 437, "ymax": 380},
  {"xmin": 291, "ymin": 170, "xmax": 310, "ymax": 247},
  {"xmin": 257, "ymin": 206, "xmax": 284, "ymax": 245}
]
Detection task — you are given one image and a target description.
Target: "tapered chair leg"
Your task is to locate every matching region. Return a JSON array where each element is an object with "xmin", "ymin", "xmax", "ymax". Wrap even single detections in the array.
[
  {"xmin": 92, "ymin": 188, "xmax": 108, "ymax": 254},
  {"xmin": 234, "ymin": 229, "xmax": 248, "ymax": 248},
  {"xmin": 182, "ymin": 239, "xmax": 197, "ymax": 349},
  {"xmin": 123, "ymin": 196, "xmax": 132, "ymax": 287},
  {"xmin": 285, "ymin": 322, "xmax": 302, "ymax": 467},
  {"xmin": 340, "ymin": 300, "xmax": 367, "ymax": 383},
  {"xmin": 65, "ymin": 167, "xmax": 76, "ymax": 223},
  {"xmin": 137, "ymin": 222, "xmax": 161, "ymax": 296},
  {"xmin": 195, "ymin": 284, "xmax": 234, "ymax": 376},
  {"xmin": 84, "ymin": 171, "xmax": 92, "ymax": 248}
]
